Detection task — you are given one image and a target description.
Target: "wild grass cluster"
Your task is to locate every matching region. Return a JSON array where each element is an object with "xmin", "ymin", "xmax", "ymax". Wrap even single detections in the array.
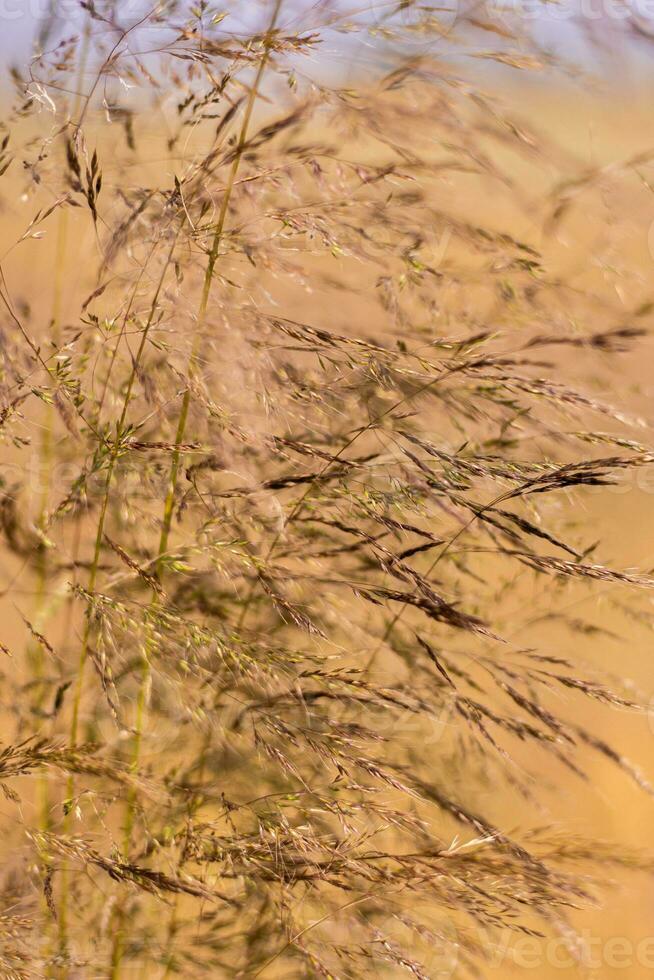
[{"xmin": 0, "ymin": 1, "xmax": 654, "ymax": 977}]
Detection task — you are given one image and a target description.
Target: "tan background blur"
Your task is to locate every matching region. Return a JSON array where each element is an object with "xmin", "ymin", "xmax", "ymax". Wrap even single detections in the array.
[{"xmin": 1, "ymin": 77, "xmax": 654, "ymax": 976}]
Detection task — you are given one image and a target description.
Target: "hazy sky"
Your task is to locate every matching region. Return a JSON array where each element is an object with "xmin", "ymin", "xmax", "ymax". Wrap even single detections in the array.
[{"xmin": 1, "ymin": 1, "xmax": 652, "ymax": 76}]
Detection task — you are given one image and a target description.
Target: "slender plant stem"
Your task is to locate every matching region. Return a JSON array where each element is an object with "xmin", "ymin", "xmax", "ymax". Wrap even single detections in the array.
[
  {"xmin": 111, "ymin": 6, "xmax": 285, "ymax": 977},
  {"xmin": 39, "ymin": 24, "xmax": 93, "ymax": 977},
  {"xmin": 157, "ymin": 0, "xmax": 284, "ymax": 566},
  {"xmin": 33, "ymin": 201, "xmax": 67, "ymax": 818},
  {"xmin": 57, "ymin": 235, "xmax": 177, "ymax": 968},
  {"xmin": 32, "ymin": 177, "xmax": 70, "ymax": 980}
]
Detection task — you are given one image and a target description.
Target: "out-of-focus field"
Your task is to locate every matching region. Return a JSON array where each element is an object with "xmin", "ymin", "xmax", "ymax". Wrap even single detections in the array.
[
  {"xmin": 1, "ymin": 80, "xmax": 654, "ymax": 977},
  {"xmin": 451, "ymin": 85, "xmax": 654, "ymax": 979}
]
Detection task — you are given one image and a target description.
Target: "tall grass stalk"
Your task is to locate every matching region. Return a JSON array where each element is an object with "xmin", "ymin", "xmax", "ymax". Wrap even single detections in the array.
[
  {"xmin": 109, "ymin": 7, "xmax": 285, "ymax": 975},
  {"xmin": 58, "ymin": 235, "xmax": 178, "ymax": 962}
]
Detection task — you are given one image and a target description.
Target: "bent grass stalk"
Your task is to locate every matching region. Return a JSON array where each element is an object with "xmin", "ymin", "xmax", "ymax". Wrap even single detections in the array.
[
  {"xmin": 57, "ymin": 235, "xmax": 178, "ymax": 967},
  {"xmin": 32, "ymin": 187, "xmax": 69, "ymax": 980},
  {"xmin": 107, "ymin": 6, "xmax": 286, "ymax": 976},
  {"xmin": 24, "ymin": 20, "xmax": 90, "ymax": 756},
  {"xmin": 37, "ymin": 36, "xmax": 94, "ymax": 973}
]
